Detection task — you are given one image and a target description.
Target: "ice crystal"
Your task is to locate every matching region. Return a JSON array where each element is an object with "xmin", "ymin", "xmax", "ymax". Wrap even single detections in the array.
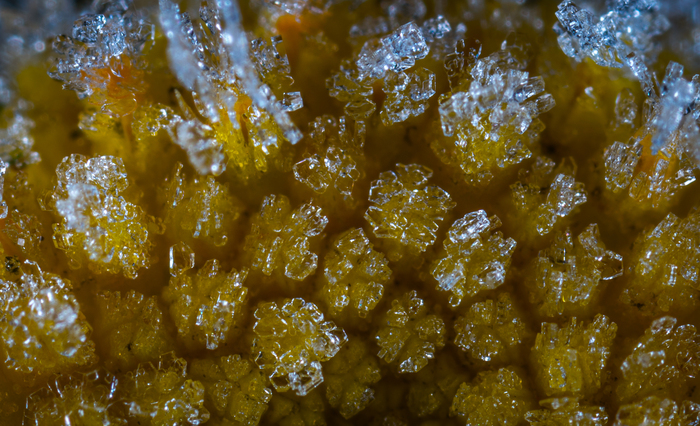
[
  {"xmin": 407, "ymin": 352, "xmax": 469, "ymax": 418},
  {"xmin": 159, "ymin": 0, "xmax": 301, "ymax": 179},
  {"xmin": 454, "ymin": 292, "xmax": 528, "ymax": 366},
  {"xmin": 614, "ymin": 396, "xmax": 700, "ymax": 426},
  {"xmin": 604, "ymin": 64, "xmax": 699, "ymax": 205},
  {"xmin": 293, "ymin": 115, "xmax": 366, "ymax": 203},
  {"xmin": 553, "ymin": 0, "xmax": 670, "ymax": 95},
  {"xmin": 49, "ymin": 0, "xmax": 154, "ymax": 116},
  {"xmin": 511, "ymin": 157, "xmax": 587, "ymax": 237},
  {"xmin": 532, "ymin": 315, "xmax": 617, "ymax": 398},
  {"xmin": 321, "ymin": 228, "xmax": 391, "ymax": 318},
  {"xmin": 189, "ymin": 355, "xmax": 273, "ymax": 425},
  {"xmin": 163, "ymin": 256, "xmax": 249, "ymax": 351},
  {"xmin": 163, "ymin": 162, "xmax": 242, "ymax": 246},
  {"xmin": 375, "ymin": 290, "xmax": 446, "ymax": 373},
  {"xmin": 431, "ymin": 210, "xmax": 516, "ymax": 307},
  {"xmin": 265, "ymin": 388, "xmax": 327, "ymax": 425},
  {"xmin": 433, "ymin": 36, "xmax": 553, "ymax": 186},
  {"xmin": 324, "ymin": 337, "xmax": 382, "ymax": 419},
  {"xmin": 27, "ymin": 370, "xmax": 123, "ymax": 426},
  {"xmin": 46, "ymin": 154, "xmax": 154, "ymax": 278},
  {"xmin": 617, "ymin": 317, "xmax": 700, "ymax": 402},
  {"xmin": 365, "ymin": 164, "xmax": 455, "ymax": 254},
  {"xmin": 622, "ymin": 210, "xmax": 700, "ymax": 314},
  {"xmin": 450, "ymin": 366, "xmax": 534, "ymax": 426},
  {"xmin": 118, "ymin": 354, "xmax": 210, "ymax": 425},
  {"xmin": 326, "ymin": 64, "xmax": 376, "ymax": 120},
  {"xmin": 356, "ymin": 22, "xmax": 428, "ymax": 82},
  {"xmin": 0, "ymin": 98, "xmax": 39, "ymax": 167},
  {"xmin": 0, "ymin": 261, "xmax": 96, "ymax": 378},
  {"xmin": 380, "ymin": 68, "xmax": 436, "ymax": 126},
  {"xmin": 528, "ymin": 224, "xmax": 623, "ymax": 317},
  {"xmin": 328, "ymin": 20, "xmax": 433, "ymax": 122},
  {"xmin": 244, "ymin": 194, "xmax": 328, "ymax": 281},
  {"xmin": 526, "ymin": 397, "xmax": 609, "ymax": 426},
  {"xmin": 252, "ymin": 298, "xmax": 347, "ymax": 396},
  {"xmin": 94, "ymin": 290, "xmax": 173, "ymax": 372}
]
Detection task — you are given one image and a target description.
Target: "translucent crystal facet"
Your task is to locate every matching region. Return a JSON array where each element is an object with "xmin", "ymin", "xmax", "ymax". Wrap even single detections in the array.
[
  {"xmin": 293, "ymin": 115, "xmax": 366, "ymax": 203},
  {"xmin": 324, "ymin": 337, "xmax": 382, "ymax": 419},
  {"xmin": 252, "ymin": 298, "xmax": 347, "ymax": 396},
  {"xmin": 27, "ymin": 370, "xmax": 123, "ymax": 425},
  {"xmin": 321, "ymin": 228, "xmax": 391, "ymax": 318},
  {"xmin": 163, "ymin": 163, "xmax": 242, "ymax": 246},
  {"xmin": 244, "ymin": 194, "xmax": 328, "ymax": 281},
  {"xmin": 511, "ymin": 157, "xmax": 587, "ymax": 237},
  {"xmin": 528, "ymin": 224, "xmax": 623, "ymax": 317},
  {"xmin": 532, "ymin": 315, "xmax": 617, "ymax": 398},
  {"xmin": 431, "ymin": 210, "xmax": 516, "ymax": 307},
  {"xmin": 450, "ymin": 366, "xmax": 534, "ymax": 426},
  {"xmin": 117, "ymin": 354, "xmax": 210, "ymax": 425},
  {"xmin": 623, "ymin": 211, "xmax": 700, "ymax": 314},
  {"xmin": 0, "ymin": 261, "xmax": 96, "ymax": 379},
  {"xmin": 189, "ymin": 355, "xmax": 273, "ymax": 425},
  {"xmin": 526, "ymin": 397, "xmax": 609, "ymax": 426},
  {"xmin": 163, "ymin": 257, "xmax": 249, "ymax": 350},
  {"xmin": 432, "ymin": 38, "xmax": 553, "ymax": 186},
  {"xmin": 454, "ymin": 292, "xmax": 528, "ymax": 366},
  {"xmin": 49, "ymin": 1, "xmax": 153, "ymax": 116},
  {"xmin": 365, "ymin": 164, "xmax": 455, "ymax": 254},
  {"xmin": 375, "ymin": 290, "xmax": 446, "ymax": 373},
  {"xmin": 47, "ymin": 154, "xmax": 154, "ymax": 278},
  {"xmin": 94, "ymin": 290, "xmax": 173, "ymax": 372},
  {"xmin": 617, "ymin": 317, "xmax": 700, "ymax": 402}
]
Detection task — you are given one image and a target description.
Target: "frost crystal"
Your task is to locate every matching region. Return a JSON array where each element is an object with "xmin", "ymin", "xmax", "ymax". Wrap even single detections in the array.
[
  {"xmin": 0, "ymin": 98, "xmax": 39, "ymax": 167},
  {"xmin": 356, "ymin": 22, "xmax": 428, "ymax": 82},
  {"xmin": 326, "ymin": 64, "xmax": 376, "ymax": 120},
  {"xmin": 94, "ymin": 290, "xmax": 173, "ymax": 372},
  {"xmin": 27, "ymin": 370, "xmax": 123, "ymax": 426},
  {"xmin": 252, "ymin": 298, "xmax": 347, "ymax": 396},
  {"xmin": 617, "ymin": 317, "xmax": 700, "ymax": 403},
  {"xmin": 49, "ymin": 0, "xmax": 153, "ymax": 116},
  {"xmin": 532, "ymin": 315, "xmax": 617, "ymax": 398},
  {"xmin": 407, "ymin": 352, "xmax": 469, "ymax": 418},
  {"xmin": 431, "ymin": 210, "xmax": 516, "ymax": 307},
  {"xmin": 375, "ymin": 290, "xmax": 446, "ymax": 373},
  {"xmin": 266, "ymin": 388, "xmax": 327, "ymax": 425},
  {"xmin": 328, "ymin": 20, "xmax": 434, "ymax": 122},
  {"xmin": 189, "ymin": 355, "xmax": 273, "ymax": 425},
  {"xmin": 553, "ymin": 0, "xmax": 670, "ymax": 95},
  {"xmin": 614, "ymin": 396, "xmax": 700, "ymax": 426},
  {"xmin": 365, "ymin": 164, "xmax": 455, "ymax": 254},
  {"xmin": 622, "ymin": 211, "xmax": 700, "ymax": 314},
  {"xmin": 163, "ymin": 256, "xmax": 249, "ymax": 351},
  {"xmin": 46, "ymin": 154, "xmax": 154, "ymax": 278},
  {"xmin": 604, "ymin": 64, "xmax": 699, "ymax": 206},
  {"xmin": 159, "ymin": 0, "xmax": 302, "ymax": 180},
  {"xmin": 118, "ymin": 354, "xmax": 210, "ymax": 425},
  {"xmin": 528, "ymin": 224, "xmax": 623, "ymax": 317},
  {"xmin": 163, "ymin": 163, "xmax": 242, "ymax": 246},
  {"xmin": 450, "ymin": 367, "xmax": 534, "ymax": 426},
  {"xmin": 324, "ymin": 337, "xmax": 382, "ymax": 419},
  {"xmin": 380, "ymin": 68, "xmax": 436, "ymax": 126},
  {"xmin": 293, "ymin": 116, "xmax": 366, "ymax": 203},
  {"xmin": 526, "ymin": 398, "xmax": 609, "ymax": 426},
  {"xmin": 0, "ymin": 261, "xmax": 96, "ymax": 379},
  {"xmin": 511, "ymin": 157, "xmax": 587, "ymax": 236},
  {"xmin": 244, "ymin": 194, "xmax": 328, "ymax": 281},
  {"xmin": 321, "ymin": 228, "xmax": 391, "ymax": 318},
  {"xmin": 454, "ymin": 293, "xmax": 528, "ymax": 366},
  {"xmin": 433, "ymin": 38, "xmax": 553, "ymax": 186}
]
